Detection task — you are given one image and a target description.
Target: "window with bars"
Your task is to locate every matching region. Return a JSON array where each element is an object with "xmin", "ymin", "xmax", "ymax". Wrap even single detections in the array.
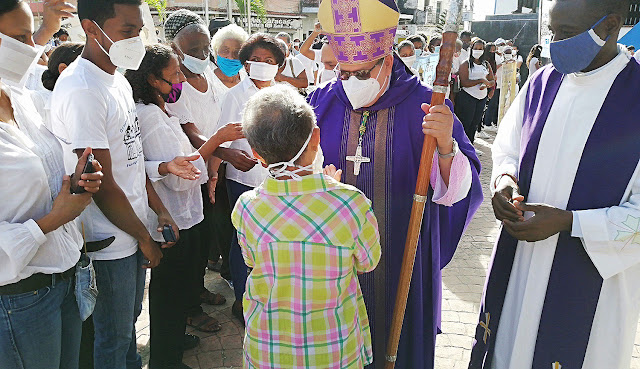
[{"xmin": 625, "ymin": 0, "xmax": 640, "ymax": 26}]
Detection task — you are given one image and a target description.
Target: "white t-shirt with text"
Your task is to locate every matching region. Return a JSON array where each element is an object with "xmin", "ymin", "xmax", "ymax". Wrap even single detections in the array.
[{"xmin": 50, "ymin": 57, "xmax": 149, "ymax": 261}]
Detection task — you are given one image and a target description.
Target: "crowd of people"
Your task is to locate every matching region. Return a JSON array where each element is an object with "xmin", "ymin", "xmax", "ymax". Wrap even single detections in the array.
[{"xmin": 1, "ymin": 0, "xmax": 640, "ymax": 369}]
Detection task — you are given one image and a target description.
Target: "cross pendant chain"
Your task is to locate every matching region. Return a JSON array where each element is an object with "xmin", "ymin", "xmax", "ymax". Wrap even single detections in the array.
[{"xmin": 346, "ymin": 111, "xmax": 371, "ymax": 176}]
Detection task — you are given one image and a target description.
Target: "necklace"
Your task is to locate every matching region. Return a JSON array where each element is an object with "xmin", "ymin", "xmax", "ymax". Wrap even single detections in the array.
[{"xmin": 346, "ymin": 111, "xmax": 371, "ymax": 176}]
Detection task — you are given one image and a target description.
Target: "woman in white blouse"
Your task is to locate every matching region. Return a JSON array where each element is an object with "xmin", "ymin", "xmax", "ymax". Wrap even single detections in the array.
[
  {"xmin": 0, "ymin": 2, "xmax": 103, "ymax": 368},
  {"xmin": 125, "ymin": 44, "xmax": 242, "ymax": 368}
]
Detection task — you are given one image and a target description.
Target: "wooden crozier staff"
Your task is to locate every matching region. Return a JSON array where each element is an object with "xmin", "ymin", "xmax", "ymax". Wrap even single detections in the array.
[{"xmin": 384, "ymin": 0, "xmax": 464, "ymax": 367}]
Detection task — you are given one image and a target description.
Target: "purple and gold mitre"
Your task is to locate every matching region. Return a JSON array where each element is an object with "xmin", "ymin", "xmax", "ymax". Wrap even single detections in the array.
[{"xmin": 318, "ymin": 0, "xmax": 400, "ymax": 65}]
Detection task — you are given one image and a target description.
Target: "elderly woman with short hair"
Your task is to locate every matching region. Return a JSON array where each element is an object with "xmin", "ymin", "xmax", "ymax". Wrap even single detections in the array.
[
  {"xmin": 232, "ymin": 84, "xmax": 380, "ymax": 368},
  {"xmin": 210, "ymin": 24, "xmax": 249, "ymax": 92}
]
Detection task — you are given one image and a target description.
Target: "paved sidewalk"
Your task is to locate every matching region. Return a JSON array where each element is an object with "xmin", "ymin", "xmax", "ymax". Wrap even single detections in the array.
[{"xmin": 136, "ymin": 128, "xmax": 640, "ymax": 369}]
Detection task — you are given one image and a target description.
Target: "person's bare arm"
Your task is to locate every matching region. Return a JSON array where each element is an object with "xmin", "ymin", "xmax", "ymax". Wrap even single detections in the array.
[
  {"xmin": 300, "ymin": 22, "xmax": 322, "ymax": 60},
  {"xmin": 181, "ymin": 122, "xmax": 207, "ymax": 151},
  {"xmin": 79, "ymin": 148, "xmax": 163, "ymax": 268},
  {"xmin": 459, "ymin": 62, "xmax": 488, "ymax": 88},
  {"xmin": 145, "ymin": 176, "xmax": 179, "ymax": 248},
  {"xmin": 33, "ymin": 0, "xmax": 75, "ymax": 46}
]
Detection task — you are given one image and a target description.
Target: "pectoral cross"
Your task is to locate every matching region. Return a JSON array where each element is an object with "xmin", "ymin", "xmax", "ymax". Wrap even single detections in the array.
[
  {"xmin": 479, "ymin": 312, "xmax": 491, "ymax": 344},
  {"xmin": 346, "ymin": 144, "xmax": 370, "ymax": 176}
]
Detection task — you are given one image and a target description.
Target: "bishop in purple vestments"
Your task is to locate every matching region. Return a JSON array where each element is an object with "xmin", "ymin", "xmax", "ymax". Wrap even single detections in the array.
[{"xmin": 308, "ymin": 3, "xmax": 483, "ymax": 365}]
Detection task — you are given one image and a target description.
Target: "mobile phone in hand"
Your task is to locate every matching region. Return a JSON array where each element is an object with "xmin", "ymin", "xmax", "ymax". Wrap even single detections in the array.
[
  {"xmin": 162, "ymin": 224, "xmax": 177, "ymax": 243},
  {"xmin": 74, "ymin": 153, "xmax": 95, "ymax": 194}
]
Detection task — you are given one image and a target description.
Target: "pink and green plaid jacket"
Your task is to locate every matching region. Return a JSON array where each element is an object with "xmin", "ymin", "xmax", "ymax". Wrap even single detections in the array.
[{"xmin": 231, "ymin": 174, "xmax": 381, "ymax": 369}]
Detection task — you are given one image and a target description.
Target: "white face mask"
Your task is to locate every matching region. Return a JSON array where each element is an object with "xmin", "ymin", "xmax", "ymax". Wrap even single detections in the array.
[
  {"xmin": 504, "ymin": 53, "xmax": 514, "ymax": 61},
  {"xmin": 0, "ymin": 32, "xmax": 45, "ymax": 86},
  {"xmin": 498, "ymin": 45, "xmax": 506, "ymax": 53},
  {"xmin": 341, "ymin": 59, "xmax": 386, "ymax": 110},
  {"xmin": 93, "ymin": 21, "xmax": 145, "ymax": 70},
  {"xmin": 319, "ymin": 66, "xmax": 337, "ymax": 84},
  {"xmin": 400, "ymin": 55, "xmax": 417, "ymax": 68},
  {"xmin": 267, "ymin": 127, "xmax": 320, "ymax": 180},
  {"xmin": 247, "ymin": 61, "xmax": 279, "ymax": 81},
  {"xmin": 472, "ymin": 49, "xmax": 484, "ymax": 59},
  {"xmin": 182, "ymin": 53, "xmax": 210, "ymax": 74}
]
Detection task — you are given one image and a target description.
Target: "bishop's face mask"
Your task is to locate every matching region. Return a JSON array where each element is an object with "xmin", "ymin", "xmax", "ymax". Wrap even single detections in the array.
[
  {"xmin": 550, "ymin": 15, "xmax": 609, "ymax": 75},
  {"xmin": 341, "ymin": 59, "xmax": 388, "ymax": 110}
]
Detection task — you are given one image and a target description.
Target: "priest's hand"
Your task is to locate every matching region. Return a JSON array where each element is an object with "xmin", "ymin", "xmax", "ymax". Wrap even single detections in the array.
[
  {"xmin": 492, "ymin": 174, "xmax": 525, "ymax": 222},
  {"xmin": 502, "ymin": 202, "xmax": 573, "ymax": 242},
  {"xmin": 421, "ymin": 103, "xmax": 454, "ymax": 153}
]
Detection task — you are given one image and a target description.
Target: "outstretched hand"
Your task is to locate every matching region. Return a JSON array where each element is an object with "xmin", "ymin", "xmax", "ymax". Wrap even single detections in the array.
[{"xmin": 167, "ymin": 155, "xmax": 201, "ymax": 180}]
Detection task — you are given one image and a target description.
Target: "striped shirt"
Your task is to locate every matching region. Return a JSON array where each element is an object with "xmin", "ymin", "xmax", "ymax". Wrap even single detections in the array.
[{"xmin": 231, "ymin": 174, "xmax": 381, "ymax": 369}]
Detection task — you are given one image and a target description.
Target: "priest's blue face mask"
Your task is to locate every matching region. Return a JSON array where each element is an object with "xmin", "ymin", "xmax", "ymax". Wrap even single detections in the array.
[{"xmin": 550, "ymin": 15, "xmax": 610, "ymax": 74}]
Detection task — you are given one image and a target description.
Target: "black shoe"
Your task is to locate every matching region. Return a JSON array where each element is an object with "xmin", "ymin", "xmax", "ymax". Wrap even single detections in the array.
[
  {"xmin": 232, "ymin": 300, "xmax": 245, "ymax": 327},
  {"xmin": 183, "ymin": 333, "xmax": 200, "ymax": 351}
]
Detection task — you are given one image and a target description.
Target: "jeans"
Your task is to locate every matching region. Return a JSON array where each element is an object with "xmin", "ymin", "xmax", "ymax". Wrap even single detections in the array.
[
  {"xmin": 455, "ymin": 89, "xmax": 488, "ymax": 144},
  {"xmin": 227, "ymin": 179, "xmax": 253, "ymax": 301},
  {"xmin": 0, "ymin": 277, "xmax": 82, "ymax": 369},
  {"xmin": 92, "ymin": 250, "xmax": 146, "ymax": 369},
  {"xmin": 149, "ymin": 222, "xmax": 203, "ymax": 368}
]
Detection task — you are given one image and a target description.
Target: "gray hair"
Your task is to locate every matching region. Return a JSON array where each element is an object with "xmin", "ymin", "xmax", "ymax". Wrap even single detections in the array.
[
  {"xmin": 275, "ymin": 32, "xmax": 291, "ymax": 44},
  {"xmin": 397, "ymin": 40, "xmax": 414, "ymax": 53},
  {"xmin": 211, "ymin": 24, "xmax": 249, "ymax": 54},
  {"xmin": 243, "ymin": 85, "xmax": 316, "ymax": 165}
]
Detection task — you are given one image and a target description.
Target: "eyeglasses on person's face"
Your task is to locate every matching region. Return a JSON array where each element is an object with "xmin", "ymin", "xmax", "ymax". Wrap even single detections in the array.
[{"xmin": 337, "ymin": 58, "xmax": 384, "ymax": 81}]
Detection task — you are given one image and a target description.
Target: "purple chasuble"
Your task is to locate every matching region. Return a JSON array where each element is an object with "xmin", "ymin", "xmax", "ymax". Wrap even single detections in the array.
[
  {"xmin": 469, "ymin": 60, "xmax": 640, "ymax": 369},
  {"xmin": 308, "ymin": 56, "xmax": 483, "ymax": 369}
]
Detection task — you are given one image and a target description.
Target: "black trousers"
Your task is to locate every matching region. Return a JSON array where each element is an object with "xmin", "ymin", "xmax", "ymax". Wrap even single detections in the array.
[
  {"xmin": 483, "ymin": 88, "xmax": 500, "ymax": 127},
  {"xmin": 455, "ymin": 89, "xmax": 487, "ymax": 144},
  {"xmin": 149, "ymin": 222, "xmax": 204, "ymax": 368},
  {"xmin": 205, "ymin": 166, "xmax": 234, "ymax": 281}
]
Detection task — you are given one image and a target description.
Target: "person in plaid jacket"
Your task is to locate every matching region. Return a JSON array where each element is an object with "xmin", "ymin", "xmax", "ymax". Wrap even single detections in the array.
[{"xmin": 231, "ymin": 84, "xmax": 381, "ymax": 369}]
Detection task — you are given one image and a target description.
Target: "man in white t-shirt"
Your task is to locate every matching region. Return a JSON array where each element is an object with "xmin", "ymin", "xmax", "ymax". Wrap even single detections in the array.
[
  {"xmin": 298, "ymin": 23, "xmax": 326, "ymax": 85},
  {"xmin": 275, "ymin": 34, "xmax": 308, "ymax": 90},
  {"xmin": 50, "ymin": 1, "xmax": 182, "ymax": 368}
]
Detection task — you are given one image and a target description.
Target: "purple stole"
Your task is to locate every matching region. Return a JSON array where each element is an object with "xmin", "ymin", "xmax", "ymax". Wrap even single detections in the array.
[{"xmin": 469, "ymin": 59, "xmax": 640, "ymax": 369}]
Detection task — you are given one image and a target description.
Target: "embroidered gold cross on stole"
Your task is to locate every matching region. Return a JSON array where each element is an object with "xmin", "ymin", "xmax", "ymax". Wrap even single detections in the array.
[
  {"xmin": 346, "ymin": 145, "xmax": 370, "ymax": 176},
  {"xmin": 479, "ymin": 312, "xmax": 491, "ymax": 344},
  {"xmin": 552, "ymin": 362, "xmax": 562, "ymax": 369}
]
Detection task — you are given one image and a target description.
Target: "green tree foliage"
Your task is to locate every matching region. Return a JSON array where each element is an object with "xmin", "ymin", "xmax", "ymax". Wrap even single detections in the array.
[{"xmin": 144, "ymin": 0, "xmax": 168, "ymax": 22}]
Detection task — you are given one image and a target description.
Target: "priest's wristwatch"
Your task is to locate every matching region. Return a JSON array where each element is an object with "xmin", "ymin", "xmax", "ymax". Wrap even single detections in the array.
[{"xmin": 436, "ymin": 138, "xmax": 458, "ymax": 159}]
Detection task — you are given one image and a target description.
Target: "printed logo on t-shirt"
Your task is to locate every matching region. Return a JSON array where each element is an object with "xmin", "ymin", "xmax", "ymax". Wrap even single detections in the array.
[{"xmin": 122, "ymin": 113, "xmax": 143, "ymax": 162}]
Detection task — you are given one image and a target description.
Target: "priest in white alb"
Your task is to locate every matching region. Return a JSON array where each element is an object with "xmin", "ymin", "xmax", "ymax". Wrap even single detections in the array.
[{"xmin": 469, "ymin": 0, "xmax": 640, "ymax": 368}]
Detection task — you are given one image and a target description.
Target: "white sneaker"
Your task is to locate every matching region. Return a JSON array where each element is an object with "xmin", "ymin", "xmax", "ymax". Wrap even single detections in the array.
[
  {"xmin": 477, "ymin": 131, "xmax": 490, "ymax": 139},
  {"xmin": 475, "ymin": 148, "xmax": 484, "ymax": 156},
  {"xmin": 486, "ymin": 124, "xmax": 498, "ymax": 132}
]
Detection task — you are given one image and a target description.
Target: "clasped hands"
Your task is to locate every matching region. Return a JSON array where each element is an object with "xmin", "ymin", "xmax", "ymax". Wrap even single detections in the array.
[{"xmin": 492, "ymin": 175, "xmax": 573, "ymax": 242}]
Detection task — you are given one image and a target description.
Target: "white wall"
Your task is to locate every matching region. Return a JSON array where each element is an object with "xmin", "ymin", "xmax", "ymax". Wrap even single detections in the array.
[{"xmin": 493, "ymin": 0, "xmax": 518, "ymax": 14}]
